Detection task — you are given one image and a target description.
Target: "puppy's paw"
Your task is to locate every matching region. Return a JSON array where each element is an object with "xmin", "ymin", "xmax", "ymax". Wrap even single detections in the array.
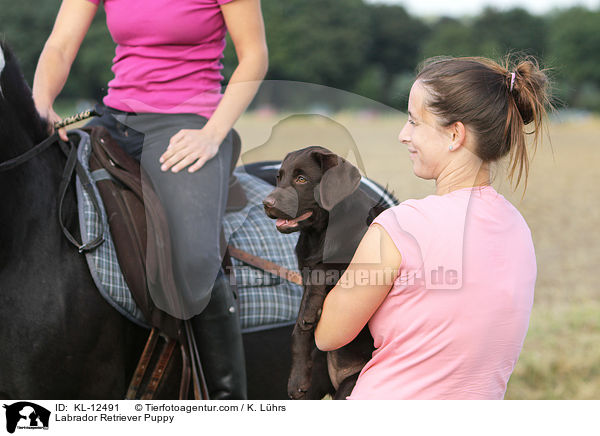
[
  {"xmin": 288, "ymin": 370, "xmax": 312, "ymax": 400},
  {"xmin": 288, "ymin": 382, "xmax": 310, "ymax": 400}
]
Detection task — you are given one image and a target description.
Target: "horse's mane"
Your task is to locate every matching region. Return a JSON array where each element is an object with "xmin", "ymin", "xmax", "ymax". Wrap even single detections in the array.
[{"xmin": 0, "ymin": 41, "xmax": 49, "ymax": 147}]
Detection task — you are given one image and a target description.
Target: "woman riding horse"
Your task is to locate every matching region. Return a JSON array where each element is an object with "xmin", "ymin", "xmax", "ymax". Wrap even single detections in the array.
[{"xmin": 33, "ymin": 0, "xmax": 268, "ymax": 399}]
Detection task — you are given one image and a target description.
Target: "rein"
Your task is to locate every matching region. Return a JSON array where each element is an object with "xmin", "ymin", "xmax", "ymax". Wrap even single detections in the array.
[
  {"xmin": 0, "ymin": 107, "xmax": 105, "ymax": 252},
  {"xmin": 0, "ymin": 106, "xmax": 102, "ymax": 172},
  {"xmin": 0, "ymin": 132, "xmax": 60, "ymax": 172}
]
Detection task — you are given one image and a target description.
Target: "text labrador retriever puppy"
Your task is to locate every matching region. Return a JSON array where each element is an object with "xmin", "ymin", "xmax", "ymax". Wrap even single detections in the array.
[{"xmin": 263, "ymin": 146, "xmax": 393, "ymax": 399}]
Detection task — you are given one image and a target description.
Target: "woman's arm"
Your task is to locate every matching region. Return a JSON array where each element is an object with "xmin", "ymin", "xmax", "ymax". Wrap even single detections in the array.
[
  {"xmin": 160, "ymin": 0, "xmax": 268, "ymax": 173},
  {"xmin": 33, "ymin": 0, "xmax": 98, "ymax": 140},
  {"xmin": 314, "ymin": 223, "xmax": 403, "ymax": 351},
  {"xmin": 202, "ymin": 0, "xmax": 268, "ymax": 148}
]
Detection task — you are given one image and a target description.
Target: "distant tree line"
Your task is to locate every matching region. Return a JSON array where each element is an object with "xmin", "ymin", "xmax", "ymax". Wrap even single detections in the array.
[{"xmin": 1, "ymin": 0, "xmax": 599, "ymax": 111}]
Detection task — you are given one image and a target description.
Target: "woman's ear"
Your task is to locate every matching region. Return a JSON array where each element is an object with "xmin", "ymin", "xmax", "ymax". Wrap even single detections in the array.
[{"xmin": 449, "ymin": 121, "xmax": 467, "ymax": 151}]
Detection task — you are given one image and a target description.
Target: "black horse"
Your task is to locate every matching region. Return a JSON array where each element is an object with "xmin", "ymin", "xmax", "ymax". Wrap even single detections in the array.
[{"xmin": 0, "ymin": 42, "xmax": 295, "ymax": 399}]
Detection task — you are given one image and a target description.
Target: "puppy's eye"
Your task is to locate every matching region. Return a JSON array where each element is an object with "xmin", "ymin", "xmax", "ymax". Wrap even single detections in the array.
[{"xmin": 295, "ymin": 175, "xmax": 307, "ymax": 184}]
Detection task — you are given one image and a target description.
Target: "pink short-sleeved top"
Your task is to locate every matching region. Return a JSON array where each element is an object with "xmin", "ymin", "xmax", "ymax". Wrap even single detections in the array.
[
  {"xmin": 87, "ymin": 0, "xmax": 234, "ymax": 118},
  {"xmin": 347, "ymin": 186, "xmax": 536, "ymax": 399}
]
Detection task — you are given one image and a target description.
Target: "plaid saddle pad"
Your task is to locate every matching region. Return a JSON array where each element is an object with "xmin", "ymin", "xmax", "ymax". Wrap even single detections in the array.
[
  {"xmin": 223, "ymin": 170, "xmax": 303, "ymax": 329},
  {"xmin": 74, "ymin": 129, "xmax": 302, "ymax": 330}
]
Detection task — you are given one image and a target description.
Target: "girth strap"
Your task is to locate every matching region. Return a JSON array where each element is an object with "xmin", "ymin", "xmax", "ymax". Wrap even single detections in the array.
[{"xmin": 228, "ymin": 246, "xmax": 303, "ymax": 286}]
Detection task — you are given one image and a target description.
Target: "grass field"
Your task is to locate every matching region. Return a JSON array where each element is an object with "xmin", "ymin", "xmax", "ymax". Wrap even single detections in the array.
[{"xmin": 234, "ymin": 112, "xmax": 600, "ymax": 400}]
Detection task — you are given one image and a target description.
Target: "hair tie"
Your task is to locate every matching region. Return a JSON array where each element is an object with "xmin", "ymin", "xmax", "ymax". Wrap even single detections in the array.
[{"xmin": 509, "ymin": 72, "xmax": 516, "ymax": 92}]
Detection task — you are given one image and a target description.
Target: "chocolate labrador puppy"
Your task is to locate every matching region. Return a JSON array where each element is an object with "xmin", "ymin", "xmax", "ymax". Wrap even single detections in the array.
[{"xmin": 263, "ymin": 146, "xmax": 394, "ymax": 399}]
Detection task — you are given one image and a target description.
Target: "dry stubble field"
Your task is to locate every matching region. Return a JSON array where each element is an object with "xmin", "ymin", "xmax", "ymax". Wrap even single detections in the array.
[{"xmin": 234, "ymin": 112, "xmax": 600, "ymax": 400}]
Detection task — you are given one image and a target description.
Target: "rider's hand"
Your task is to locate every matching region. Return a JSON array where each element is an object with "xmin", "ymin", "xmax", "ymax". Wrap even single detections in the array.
[
  {"xmin": 36, "ymin": 105, "xmax": 68, "ymax": 142},
  {"xmin": 159, "ymin": 128, "xmax": 222, "ymax": 173}
]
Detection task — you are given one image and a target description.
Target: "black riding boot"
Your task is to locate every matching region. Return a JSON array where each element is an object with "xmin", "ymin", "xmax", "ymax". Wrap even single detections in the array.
[{"xmin": 191, "ymin": 270, "xmax": 247, "ymax": 400}]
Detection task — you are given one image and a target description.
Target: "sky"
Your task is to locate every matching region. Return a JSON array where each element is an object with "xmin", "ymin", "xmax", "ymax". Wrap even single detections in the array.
[{"xmin": 367, "ymin": 0, "xmax": 599, "ymax": 17}]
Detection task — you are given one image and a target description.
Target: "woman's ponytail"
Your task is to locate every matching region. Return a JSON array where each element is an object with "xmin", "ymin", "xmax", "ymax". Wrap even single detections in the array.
[{"xmin": 505, "ymin": 58, "xmax": 552, "ymax": 190}]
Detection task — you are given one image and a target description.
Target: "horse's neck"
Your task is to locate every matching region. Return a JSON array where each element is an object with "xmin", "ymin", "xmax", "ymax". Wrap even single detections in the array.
[
  {"xmin": 0, "ymin": 105, "xmax": 49, "ymax": 162},
  {"xmin": 0, "ymin": 132, "xmax": 70, "ymax": 251},
  {"xmin": 0, "ymin": 44, "xmax": 77, "ymax": 262}
]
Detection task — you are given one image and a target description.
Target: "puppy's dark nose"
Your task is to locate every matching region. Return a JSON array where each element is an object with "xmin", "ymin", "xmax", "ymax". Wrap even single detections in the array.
[{"xmin": 263, "ymin": 196, "xmax": 276, "ymax": 208}]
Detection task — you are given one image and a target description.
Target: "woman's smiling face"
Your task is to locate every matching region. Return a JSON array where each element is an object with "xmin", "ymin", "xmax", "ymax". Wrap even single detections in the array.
[{"xmin": 399, "ymin": 80, "xmax": 452, "ymax": 180}]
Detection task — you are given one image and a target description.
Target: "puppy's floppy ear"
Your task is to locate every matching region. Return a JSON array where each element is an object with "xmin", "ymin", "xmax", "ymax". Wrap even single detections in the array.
[{"xmin": 311, "ymin": 149, "xmax": 361, "ymax": 211}]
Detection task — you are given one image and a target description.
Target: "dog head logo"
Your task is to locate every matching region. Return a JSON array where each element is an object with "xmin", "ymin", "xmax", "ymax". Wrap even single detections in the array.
[{"xmin": 3, "ymin": 402, "xmax": 50, "ymax": 434}]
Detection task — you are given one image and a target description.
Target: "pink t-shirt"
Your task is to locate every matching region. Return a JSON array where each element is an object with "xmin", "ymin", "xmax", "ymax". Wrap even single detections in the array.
[
  {"xmin": 347, "ymin": 186, "xmax": 536, "ymax": 399},
  {"xmin": 87, "ymin": 0, "xmax": 234, "ymax": 117}
]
